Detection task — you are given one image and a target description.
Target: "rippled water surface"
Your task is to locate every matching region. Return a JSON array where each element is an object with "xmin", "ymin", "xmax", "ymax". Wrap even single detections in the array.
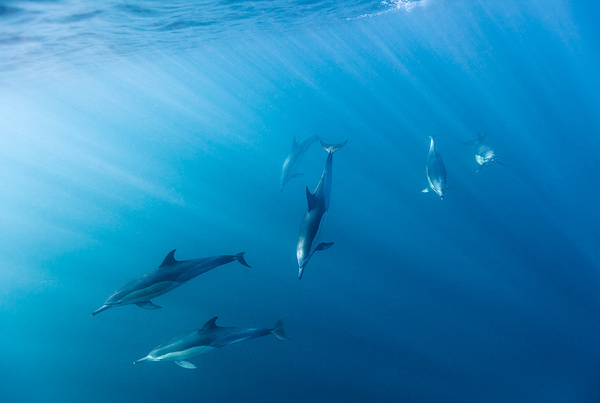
[{"xmin": 1, "ymin": 0, "xmax": 420, "ymax": 74}]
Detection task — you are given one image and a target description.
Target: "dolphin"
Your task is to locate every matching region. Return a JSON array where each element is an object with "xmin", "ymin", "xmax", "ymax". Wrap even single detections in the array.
[
  {"xmin": 91, "ymin": 250, "xmax": 251, "ymax": 316},
  {"xmin": 280, "ymin": 135, "xmax": 321, "ymax": 191},
  {"xmin": 296, "ymin": 140, "xmax": 346, "ymax": 279},
  {"xmin": 463, "ymin": 134, "xmax": 504, "ymax": 173},
  {"xmin": 422, "ymin": 136, "xmax": 447, "ymax": 200},
  {"xmin": 134, "ymin": 317, "xmax": 289, "ymax": 369}
]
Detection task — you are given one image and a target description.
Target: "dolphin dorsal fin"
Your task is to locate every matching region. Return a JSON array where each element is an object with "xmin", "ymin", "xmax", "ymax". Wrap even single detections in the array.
[
  {"xmin": 306, "ymin": 186, "xmax": 318, "ymax": 212},
  {"xmin": 291, "ymin": 136, "xmax": 299, "ymax": 150},
  {"xmin": 160, "ymin": 250, "xmax": 178, "ymax": 267},
  {"xmin": 201, "ymin": 317, "xmax": 219, "ymax": 331}
]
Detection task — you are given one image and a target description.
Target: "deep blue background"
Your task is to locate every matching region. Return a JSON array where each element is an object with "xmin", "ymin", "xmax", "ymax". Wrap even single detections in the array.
[{"xmin": 1, "ymin": 1, "xmax": 600, "ymax": 401}]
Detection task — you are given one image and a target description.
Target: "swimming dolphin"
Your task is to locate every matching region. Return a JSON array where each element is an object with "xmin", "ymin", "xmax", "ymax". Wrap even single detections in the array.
[
  {"xmin": 134, "ymin": 317, "xmax": 288, "ymax": 369},
  {"xmin": 91, "ymin": 250, "xmax": 251, "ymax": 316},
  {"xmin": 463, "ymin": 134, "xmax": 504, "ymax": 173},
  {"xmin": 296, "ymin": 140, "xmax": 346, "ymax": 279},
  {"xmin": 280, "ymin": 135, "xmax": 321, "ymax": 191},
  {"xmin": 422, "ymin": 136, "xmax": 447, "ymax": 200}
]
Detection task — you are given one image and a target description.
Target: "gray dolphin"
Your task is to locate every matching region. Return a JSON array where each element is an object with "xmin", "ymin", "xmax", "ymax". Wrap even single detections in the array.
[
  {"xmin": 296, "ymin": 140, "xmax": 346, "ymax": 279},
  {"xmin": 134, "ymin": 317, "xmax": 288, "ymax": 369},
  {"xmin": 463, "ymin": 134, "xmax": 504, "ymax": 173},
  {"xmin": 91, "ymin": 250, "xmax": 251, "ymax": 316},
  {"xmin": 422, "ymin": 136, "xmax": 447, "ymax": 200},
  {"xmin": 280, "ymin": 135, "xmax": 321, "ymax": 191}
]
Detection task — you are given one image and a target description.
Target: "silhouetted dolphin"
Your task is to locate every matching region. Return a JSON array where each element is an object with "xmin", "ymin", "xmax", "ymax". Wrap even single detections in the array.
[
  {"xmin": 280, "ymin": 135, "xmax": 321, "ymax": 191},
  {"xmin": 422, "ymin": 136, "xmax": 447, "ymax": 199},
  {"xmin": 296, "ymin": 140, "xmax": 346, "ymax": 279},
  {"xmin": 91, "ymin": 250, "xmax": 251, "ymax": 316},
  {"xmin": 134, "ymin": 317, "xmax": 288, "ymax": 369},
  {"xmin": 463, "ymin": 134, "xmax": 504, "ymax": 173}
]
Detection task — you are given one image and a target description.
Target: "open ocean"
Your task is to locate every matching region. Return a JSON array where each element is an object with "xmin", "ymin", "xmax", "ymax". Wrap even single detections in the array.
[{"xmin": 1, "ymin": 0, "xmax": 600, "ymax": 402}]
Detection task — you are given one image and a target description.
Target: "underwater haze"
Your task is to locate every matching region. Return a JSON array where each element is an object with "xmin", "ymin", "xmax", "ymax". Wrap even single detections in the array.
[{"xmin": 1, "ymin": 0, "xmax": 600, "ymax": 401}]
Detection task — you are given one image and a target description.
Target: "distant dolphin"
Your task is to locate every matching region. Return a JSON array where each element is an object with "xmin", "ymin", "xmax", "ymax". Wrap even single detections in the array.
[
  {"xmin": 422, "ymin": 136, "xmax": 447, "ymax": 199},
  {"xmin": 134, "ymin": 317, "xmax": 288, "ymax": 369},
  {"xmin": 296, "ymin": 140, "xmax": 346, "ymax": 279},
  {"xmin": 91, "ymin": 250, "xmax": 251, "ymax": 316},
  {"xmin": 463, "ymin": 133, "xmax": 504, "ymax": 173},
  {"xmin": 280, "ymin": 135, "xmax": 321, "ymax": 191}
]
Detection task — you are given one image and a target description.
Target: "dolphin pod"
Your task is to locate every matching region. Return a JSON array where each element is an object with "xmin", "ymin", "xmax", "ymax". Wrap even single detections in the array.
[
  {"xmin": 93, "ymin": 131, "xmax": 506, "ymax": 370},
  {"xmin": 134, "ymin": 317, "xmax": 288, "ymax": 369},
  {"xmin": 91, "ymin": 250, "xmax": 251, "ymax": 316},
  {"xmin": 280, "ymin": 135, "xmax": 321, "ymax": 191},
  {"xmin": 296, "ymin": 140, "xmax": 347, "ymax": 280},
  {"xmin": 422, "ymin": 136, "xmax": 447, "ymax": 200}
]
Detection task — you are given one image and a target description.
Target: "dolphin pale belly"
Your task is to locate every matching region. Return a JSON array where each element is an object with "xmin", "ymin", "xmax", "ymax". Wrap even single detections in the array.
[
  {"xmin": 463, "ymin": 133, "xmax": 503, "ymax": 172},
  {"xmin": 475, "ymin": 144, "xmax": 496, "ymax": 172},
  {"xmin": 296, "ymin": 140, "xmax": 346, "ymax": 279},
  {"xmin": 134, "ymin": 317, "xmax": 288, "ymax": 369},
  {"xmin": 422, "ymin": 136, "xmax": 447, "ymax": 200},
  {"xmin": 280, "ymin": 135, "xmax": 321, "ymax": 191},
  {"xmin": 91, "ymin": 250, "xmax": 251, "ymax": 316}
]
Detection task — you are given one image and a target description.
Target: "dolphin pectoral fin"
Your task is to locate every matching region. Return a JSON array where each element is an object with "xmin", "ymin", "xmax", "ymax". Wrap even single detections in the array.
[
  {"xmin": 315, "ymin": 242, "xmax": 333, "ymax": 251},
  {"xmin": 175, "ymin": 360, "xmax": 197, "ymax": 369},
  {"xmin": 136, "ymin": 301, "xmax": 162, "ymax": 310},
  {"xmin": 422, "ymin": 188, "xmax": 430, "ymax": 193},
  {"xmin": 291, "ymin": 173, "xmax": 303, "ymax": 179}
]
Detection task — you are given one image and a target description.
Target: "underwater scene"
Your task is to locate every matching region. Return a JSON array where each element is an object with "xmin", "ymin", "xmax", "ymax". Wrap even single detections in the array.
[{"xmin": 1, "ymin": 0, "xmax": 600, "ymax": 402}]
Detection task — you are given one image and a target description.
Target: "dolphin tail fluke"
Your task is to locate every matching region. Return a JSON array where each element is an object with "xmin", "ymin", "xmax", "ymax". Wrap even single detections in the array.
[
  {"xmin": 235, "ymin": 252, "xmax": 252, "ymax": 268},
  {"xmin": 271, "ymin": 317, "xmax": 289, "ymax": 341},
  {"xmin": 320, "ymin": 140, "xmax": 347, "ymax": 154},
  {"xmin": 91, "ymin": 305, "xmax": 110, "ymax": 316}
]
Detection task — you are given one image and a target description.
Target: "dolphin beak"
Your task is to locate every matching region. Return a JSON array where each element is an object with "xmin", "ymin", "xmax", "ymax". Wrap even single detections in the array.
[
  {"xmin": 134, "ymin": 357, "xmax": 150, "ymax": 365},
  {"xmin": 91, "ymin": 305, "xmax": 110, "ymax": 316},
  {"xmin": 298, "ymin": 266, "xmax": 304, "ymax": 280}
]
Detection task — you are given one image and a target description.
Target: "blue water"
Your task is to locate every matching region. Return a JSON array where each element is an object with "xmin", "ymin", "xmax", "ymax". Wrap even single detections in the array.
[{"xmin": 1, "ymin": 0, "xmax": 600, "ymax": 401}]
